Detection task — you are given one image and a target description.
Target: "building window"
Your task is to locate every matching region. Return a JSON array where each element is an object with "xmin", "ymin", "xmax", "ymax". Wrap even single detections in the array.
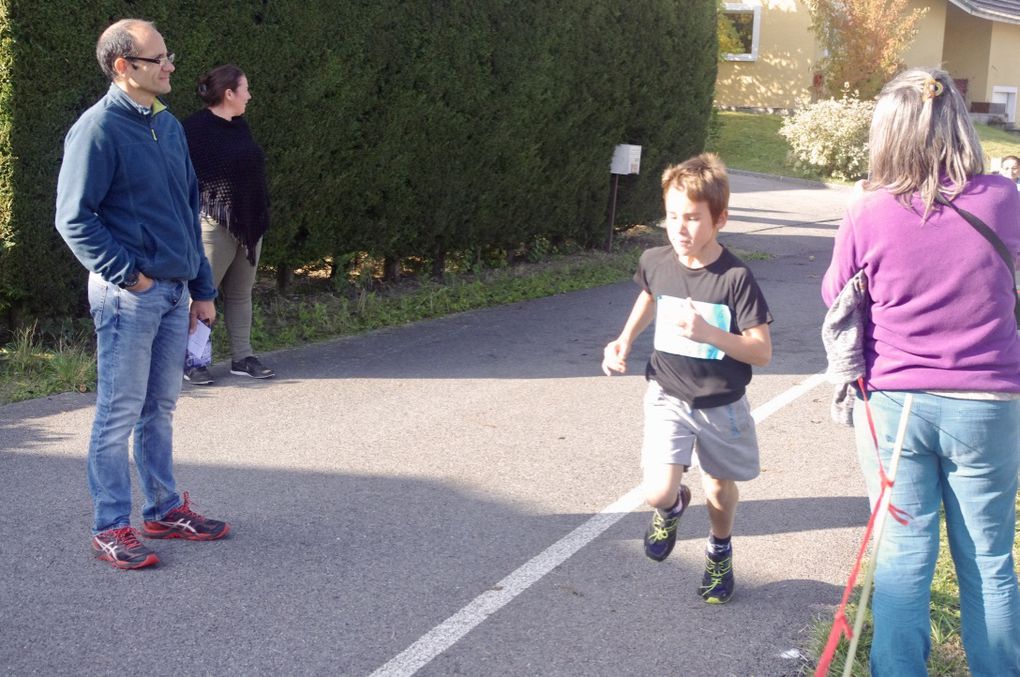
[{"xmin": 721, "ymin": 4, "xmax": 761, "ymax": 62}]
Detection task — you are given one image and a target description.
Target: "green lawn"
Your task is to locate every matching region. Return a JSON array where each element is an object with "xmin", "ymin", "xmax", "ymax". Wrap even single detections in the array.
[
  {"xmin": 0, "ymin": 233, "xmax": 659, "ymax": 405},
  {"xmin": 706, "ymin": 111, "xmax": 828, "ymax": 181},
  {"xmin": 976, "ymin": 123, "xmax": 1020, "ymax": 163},
  {"xmin": 708, "ymin": 110, "xmax": 1020, "ymax": 179}
]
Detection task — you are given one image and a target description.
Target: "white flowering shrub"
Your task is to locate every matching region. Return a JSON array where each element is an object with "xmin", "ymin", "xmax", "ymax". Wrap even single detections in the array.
[{"xmin": 780, "ymin": 89, "xmax": 874, "ymax": 180}]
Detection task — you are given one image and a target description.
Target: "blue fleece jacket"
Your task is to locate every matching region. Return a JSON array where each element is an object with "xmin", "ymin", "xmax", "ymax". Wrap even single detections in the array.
[{"xmin": 55, "ymin": 84, "xmax": 216, "ymax": 300}]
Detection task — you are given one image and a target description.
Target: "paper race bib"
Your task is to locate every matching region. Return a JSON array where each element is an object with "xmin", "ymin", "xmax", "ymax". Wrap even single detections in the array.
[{"xmin": 653, "ymin": 294, "xmax": 730, "ymax": 360}]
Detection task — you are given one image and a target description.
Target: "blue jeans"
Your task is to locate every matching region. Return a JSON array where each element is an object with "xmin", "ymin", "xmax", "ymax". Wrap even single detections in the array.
[
  {"xmin": 853, "ymin": 391, "xmax": 1020, "ymax": 677},
  {"xmin": 87, "ymin": 273, "xmax": 188, "ymax": 534}
]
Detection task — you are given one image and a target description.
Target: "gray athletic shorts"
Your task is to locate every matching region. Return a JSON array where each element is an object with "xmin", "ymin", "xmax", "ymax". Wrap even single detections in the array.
[{"xmin": 641, "ymin": 380, "xmax": 760, "ymax": 481}]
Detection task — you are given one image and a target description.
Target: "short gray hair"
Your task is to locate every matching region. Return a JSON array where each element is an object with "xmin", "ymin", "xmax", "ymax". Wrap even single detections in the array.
[
  {"xmin": 866, "ymin": 67, "xmax": 984, "ymax": 214},
  {"xmin": 96, "ymin": 19, "xmax": 156, "ymax": 81}
]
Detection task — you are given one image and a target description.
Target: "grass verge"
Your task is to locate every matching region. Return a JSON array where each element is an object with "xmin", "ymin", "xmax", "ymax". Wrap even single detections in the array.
[
  {"xmin": 0, "ymin": 228, "xmax": 664, "ymax": 405},
  {"xmin": 806, "ymin": 497, "xmax": 1019, "ymax": 676},
  {"xmin": 0, "ymin": 322, "xmax": 97, "ymax": 404}
]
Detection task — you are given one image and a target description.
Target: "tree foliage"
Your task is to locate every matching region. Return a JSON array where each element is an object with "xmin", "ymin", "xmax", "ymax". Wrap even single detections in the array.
[
  {"xmin": 807, "ymin": 0, "xmax": 927, "ymax": 99},
  {"xmin": 717, "ymin": 2, "xmax": 744, "ymax": 60}
]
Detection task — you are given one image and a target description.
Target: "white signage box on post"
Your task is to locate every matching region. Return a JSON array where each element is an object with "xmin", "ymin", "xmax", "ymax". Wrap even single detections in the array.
[
  {"xmin": 606, "ymin": 144, "xmax": 642, "ymax": 251},
  {"xmin": 610, "ymin": 144, "xmax": 642, "ymax": 175}
]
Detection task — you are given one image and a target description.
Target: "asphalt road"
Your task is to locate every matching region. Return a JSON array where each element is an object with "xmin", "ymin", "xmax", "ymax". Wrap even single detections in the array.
[{"xmin": 0, "ymin": 172, "xmax": 863, "ymax": 676}]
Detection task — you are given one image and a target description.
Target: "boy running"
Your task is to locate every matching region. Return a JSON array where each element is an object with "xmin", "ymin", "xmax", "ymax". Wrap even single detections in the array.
[{"xmin": 601, "ymin": 153, "xmax": 772, "ymax": 603}]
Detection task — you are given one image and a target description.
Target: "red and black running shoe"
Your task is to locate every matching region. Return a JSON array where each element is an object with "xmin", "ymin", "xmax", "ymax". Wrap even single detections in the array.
[
  {"xmin": 141, "ymin": 492, "xmax": 230, "ymax": 541},
  {"xmin": 92, "ymin": 526, "xmax": 160, "ymax": 569}
]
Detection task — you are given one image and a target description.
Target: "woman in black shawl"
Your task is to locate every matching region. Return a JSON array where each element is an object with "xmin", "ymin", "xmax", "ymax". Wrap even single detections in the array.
[{"xmin": 183, "ymin": 65, "xmax": 274, "ymax": 383}]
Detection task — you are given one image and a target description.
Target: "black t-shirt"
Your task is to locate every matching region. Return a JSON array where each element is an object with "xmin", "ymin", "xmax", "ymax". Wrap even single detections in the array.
[{"xmin": 635, "ymin": 245, "xmax": 772, "ymax": 408}]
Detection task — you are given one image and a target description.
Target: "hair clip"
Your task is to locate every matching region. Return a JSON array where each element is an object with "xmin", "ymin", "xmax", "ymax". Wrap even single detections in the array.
[{"xmin": 922, "ymin": 76, "xmax": 944, "ymax": 101}]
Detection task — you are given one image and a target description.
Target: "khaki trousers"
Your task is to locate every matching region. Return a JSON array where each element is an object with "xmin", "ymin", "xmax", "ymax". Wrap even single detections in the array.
[{"xmin": 201, "ymin": 216, "xmax": 261, "ymax": 362}]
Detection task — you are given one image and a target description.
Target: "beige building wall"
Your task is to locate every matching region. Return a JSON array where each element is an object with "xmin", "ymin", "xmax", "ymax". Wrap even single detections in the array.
[
  {"xmin": 715, "ymin": 1, "xmax": 1020, "ymax": 113},
  {"xmin": 901, "ymin": 0, "xmax": 946, "ymax": 68},
  {"xmin": 941, "ymin": 3, "xmax": 992, "ymax": 101},
  {"xmin": 715, "ymin": 0, "xmax": 820, "ymax": 110},
  {"xmin": 987, "ymin": 21, "xmax": 1020, "ymax": 121}
]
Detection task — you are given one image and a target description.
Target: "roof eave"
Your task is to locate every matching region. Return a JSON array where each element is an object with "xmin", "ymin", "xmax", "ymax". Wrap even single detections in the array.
[{"xmin": 948, "ymin": 0, "xmax": 1020, "ymax": 24}]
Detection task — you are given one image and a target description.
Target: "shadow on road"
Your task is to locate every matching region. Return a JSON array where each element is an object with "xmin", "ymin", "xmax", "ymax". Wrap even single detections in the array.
[{"xmin": 0, "ymin": 450, "xmax": 864, "ymax": 675}]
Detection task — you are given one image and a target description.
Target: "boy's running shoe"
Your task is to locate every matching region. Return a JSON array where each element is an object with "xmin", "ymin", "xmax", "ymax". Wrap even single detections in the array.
[
  {"xmin": 643, "ymin": 484, "xmax": 691, "ymax": 562},
  {"xmin": 141, "ymin": 492, "xmax": 230, "ymax": 541},
  {"xmin": 92, "ymin": 526, "xmax": 160, "ymax": 570},
  {"xmin": 699, "ymin": 549, "xmax": 735, "ymax": 604}
]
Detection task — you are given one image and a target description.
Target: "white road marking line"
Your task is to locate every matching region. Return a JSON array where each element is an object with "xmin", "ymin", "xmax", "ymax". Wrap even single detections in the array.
[
  {"xmin": 750, "ymin": 372, "xmax": 827, "ymax": 424},
  {"xmin": 369, "ymin": 372, "xmax": 828, "ymax": 677}
]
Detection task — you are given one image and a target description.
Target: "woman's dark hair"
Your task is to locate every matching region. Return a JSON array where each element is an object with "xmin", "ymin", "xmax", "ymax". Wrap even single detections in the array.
[{"xmin": 196, "ymin": 64, "xmax": 245, "ymax": 106}]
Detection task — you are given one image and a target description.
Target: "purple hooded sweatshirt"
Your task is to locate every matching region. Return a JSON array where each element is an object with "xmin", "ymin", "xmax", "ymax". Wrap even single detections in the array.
[{"xmin": 821, "ymin": 174, "xmax": 1020, "ymax": 393}]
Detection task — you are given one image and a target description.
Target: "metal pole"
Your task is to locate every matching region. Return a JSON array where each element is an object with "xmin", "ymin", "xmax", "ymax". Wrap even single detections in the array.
[{"xmin": 607, "ymin": 174, "xmax": 620, "ymax": 252}]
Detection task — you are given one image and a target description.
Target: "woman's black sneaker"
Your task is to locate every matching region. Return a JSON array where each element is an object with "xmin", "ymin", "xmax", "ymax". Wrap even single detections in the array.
[
  {"xmin": 230, "ymin": 356, "xmax": 274, "ymax": 379},
  {"xmin": 184, "ymin": 367, "xmax": 213, "ymax": 385}
]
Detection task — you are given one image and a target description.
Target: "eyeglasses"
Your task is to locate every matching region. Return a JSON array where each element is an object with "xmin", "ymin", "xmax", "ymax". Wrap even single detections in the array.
[{"xmin": 124, "ymin": 53, "xmax": 175, "ymax": 66}]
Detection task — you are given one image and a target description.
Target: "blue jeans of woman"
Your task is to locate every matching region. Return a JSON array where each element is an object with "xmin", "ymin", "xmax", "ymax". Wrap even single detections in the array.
[
  {"xmin": 853, "ymin": 391, "xmax": 1020, "ymax": 677},
  {"xmin": 87, "ymin": 273, "xmax": 188, "ymax": 534}
]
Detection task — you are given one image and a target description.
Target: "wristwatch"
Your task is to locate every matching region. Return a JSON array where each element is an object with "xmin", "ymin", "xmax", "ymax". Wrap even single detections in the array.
[{"xmin": 119, "ymin": 270, "xmax": 140, "ymax": 289}]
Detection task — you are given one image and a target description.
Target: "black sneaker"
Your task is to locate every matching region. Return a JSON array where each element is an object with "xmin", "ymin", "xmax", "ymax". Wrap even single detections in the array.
[
  {"xmin": 699, "ymin": 549, "xmax": 735, "ymax": 604},
  {"xmin": 141, "ymin": 492, "xmax": 230, "ymax": 541},
  {"xmin": 230, "ymin": 356, "xmax": 274, "ymax": 379},
  {"xmin": 92, "ymin": 526, "xmax": 160, "ymax": 569},
  {"xmin": 184, "ymin": 366, "xmax": 213, "ymax": 385},
  {"xmin": 643, "ymin": 484, "xmax": 691, "ymax": 562}
]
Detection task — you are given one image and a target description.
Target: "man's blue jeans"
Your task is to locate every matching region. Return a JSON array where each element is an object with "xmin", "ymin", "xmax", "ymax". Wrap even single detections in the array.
[
  {"xmin": 87, "ymin": 273, "xmax": 188, "ymax": 534},
  {"xmin": 853, "ymin": 391, "xmax": 1020, "ymax": 677}
]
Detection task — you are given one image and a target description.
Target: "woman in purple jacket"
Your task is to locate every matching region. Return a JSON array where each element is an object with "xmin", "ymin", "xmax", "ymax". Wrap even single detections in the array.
[{"xmin": 822, "ymin": 68, "xmax": 1020, "ymax": 676}]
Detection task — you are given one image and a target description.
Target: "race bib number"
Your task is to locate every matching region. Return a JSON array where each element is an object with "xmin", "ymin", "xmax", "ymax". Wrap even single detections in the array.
[{"xmin": 653, "ymin": 294, "xmax": 730, "ymax": 360}]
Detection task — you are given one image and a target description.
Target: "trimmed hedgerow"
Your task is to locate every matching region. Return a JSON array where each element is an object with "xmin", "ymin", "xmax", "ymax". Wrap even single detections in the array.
[{"xmin": 0, "ymin": 0, "xmax": 717, "ymax": 332}]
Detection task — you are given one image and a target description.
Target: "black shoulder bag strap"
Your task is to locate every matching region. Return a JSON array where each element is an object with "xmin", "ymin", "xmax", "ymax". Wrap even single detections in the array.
[{"xmin": 934, "ymin": 192, "xmax": 1020, "ymax": 322}]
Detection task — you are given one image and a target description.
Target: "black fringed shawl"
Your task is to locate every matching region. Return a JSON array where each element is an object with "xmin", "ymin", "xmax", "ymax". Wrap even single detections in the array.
[{"xmin": 183, "ymin": 108, "xmax": 270, "ymax": 264}]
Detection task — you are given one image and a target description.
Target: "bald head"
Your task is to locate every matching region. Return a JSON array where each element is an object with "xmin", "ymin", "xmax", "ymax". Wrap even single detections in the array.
[{"xmin": 96, "ymin": 19, "xmax": 157, "ymax": 81}]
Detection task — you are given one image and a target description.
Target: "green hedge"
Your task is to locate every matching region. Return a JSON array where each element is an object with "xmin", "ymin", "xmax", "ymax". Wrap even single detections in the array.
[{"xmin": 0, "ymin": 0, "xmax": 717, "ymax": 332}]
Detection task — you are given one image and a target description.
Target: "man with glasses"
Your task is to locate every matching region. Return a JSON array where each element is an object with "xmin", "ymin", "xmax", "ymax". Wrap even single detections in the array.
[{"xmin": 55, "ymin": 18, "xmax": 230, "ymax": 569}]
